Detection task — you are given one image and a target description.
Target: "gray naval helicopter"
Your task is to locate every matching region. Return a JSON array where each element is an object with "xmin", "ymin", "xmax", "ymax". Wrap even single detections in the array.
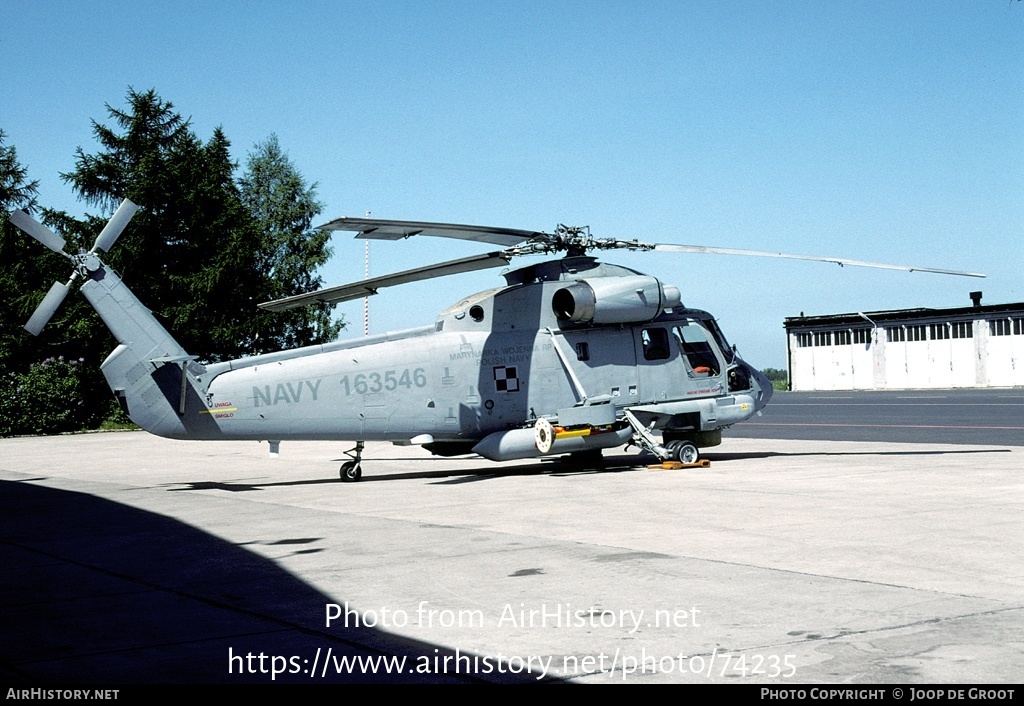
[{"xmin": 10, "ymin": 202, "xmax": 983, "ymax": 481}]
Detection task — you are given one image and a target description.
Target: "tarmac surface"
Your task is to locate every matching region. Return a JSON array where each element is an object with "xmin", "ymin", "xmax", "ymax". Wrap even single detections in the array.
[
  {"xmin": 2, "ymin": 398, "xmax": 1023, "ymax": 684},
  {"xmin": 729, "ymin": 389, "xmax": 1024, "ymax": 446}
]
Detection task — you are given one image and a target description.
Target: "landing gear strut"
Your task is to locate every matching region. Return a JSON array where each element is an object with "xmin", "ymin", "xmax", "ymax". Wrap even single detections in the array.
[
  {"xmin": 623, "ymin": 410, "xmax": 671, "ymax": 461},
  {"xmin": 339, "ymin": 440, "xmax": 364, "ymax": 482},
  {"xmin": 623, "ymin": 411, "xmax": 701, "ymax": 464}
]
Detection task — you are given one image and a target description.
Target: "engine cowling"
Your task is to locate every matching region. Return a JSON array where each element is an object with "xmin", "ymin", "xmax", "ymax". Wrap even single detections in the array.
[{"xmin": 551, "ymin": 275, "xmax": 681, "ymax": 324}]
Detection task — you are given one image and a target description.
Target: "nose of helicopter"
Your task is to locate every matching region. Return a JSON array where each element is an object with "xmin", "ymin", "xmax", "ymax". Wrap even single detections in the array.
[{"xmin": 747, "ymin": 362, "xmax": 774, "ymax": 411}]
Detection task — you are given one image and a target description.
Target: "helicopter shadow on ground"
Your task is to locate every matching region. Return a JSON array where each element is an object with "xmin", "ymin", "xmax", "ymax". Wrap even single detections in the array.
[
  {"xmin": 432, "ymin": 448, "xmax": 1015, "ymax": 482},
  {"xmin": 416, "ymin": 454, "xmax": 649, "ymax": 485},
  {"xmin": 381, "ymin": 447, "xmax": 1012, "ymax": 484},
  {"xmin": 158, "ymin": 445, "xmax": 1011, "ymax": 493},
  {"xmin": 0, "ymin": 479, "xmax": 555, "ymax": 684},
  {"xmin": 160, "ymin": 455, "xmax": 649, "ymax": 492}
]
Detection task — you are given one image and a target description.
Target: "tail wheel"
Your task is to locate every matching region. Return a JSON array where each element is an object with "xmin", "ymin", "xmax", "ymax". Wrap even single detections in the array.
[{"xmin": 340, "ymin": 461, "xmax": 362, "ymax": 482}]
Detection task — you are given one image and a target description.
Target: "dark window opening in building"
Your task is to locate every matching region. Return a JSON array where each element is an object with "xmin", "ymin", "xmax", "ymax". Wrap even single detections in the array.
[
  {"xmin": 813, "ymin": 331, "xmax": 832, "ymax": 347},
  {"xmin": 853, "ymin": 328, "xmax": 871, "ymax": 345},
  {"xmin": 887, "ymin": 326, "xmax": 906, "ymax": 342},
  {"xmin": 908, "ymin": 325, "xmax": 927, "ymax": 342},
  {"xmin": 990, "ymin": 319, "xmax": 1011, "ymax": 337},
  {"xmin": 952, "ymin": 321, "xmax": 973, "ymax": 339},
  {"xmin": 834, "ymin": 330, "xmax": 851, "ymax": 346},
  {"xmin": 930, "ymin": 324, "xmax": 950, "ymax": 340},
  {"xmin": 1015, "ymin": 318, "xmax": 1024, "ymax": 336},
  {"xmin": 796, "ymin": 332, "xmax": 813, "ymax": 348}
]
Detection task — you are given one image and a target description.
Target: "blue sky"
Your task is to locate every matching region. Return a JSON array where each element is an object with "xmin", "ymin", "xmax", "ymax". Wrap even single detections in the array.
[{"xmin": 3, "ymin": 1, "xmax": 1022, "ymax": 368}]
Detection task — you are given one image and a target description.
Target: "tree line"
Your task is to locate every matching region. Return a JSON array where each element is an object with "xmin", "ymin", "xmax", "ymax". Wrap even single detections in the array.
[{"xmin": 1, "ymin": 88, "xmax": 343, "ymax": 435}]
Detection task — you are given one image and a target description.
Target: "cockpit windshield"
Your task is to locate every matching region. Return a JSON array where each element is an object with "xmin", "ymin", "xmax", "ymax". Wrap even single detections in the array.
[
  {"xmin": 701, "ymin": 316, "xmax": 735, "ymax": 364},
  {"xmin": 671, "ymin": 320, "xmax": 723, "ymax": 377}
]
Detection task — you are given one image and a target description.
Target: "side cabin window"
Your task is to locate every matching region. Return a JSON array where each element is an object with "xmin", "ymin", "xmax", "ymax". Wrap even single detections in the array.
[
  {"xmin": 671, "ymin": 321, "xmax": 721, "ymax": 377},
  {"xmin": 641, "ymin": 327, "xmax": 670, "ymax": 361}
]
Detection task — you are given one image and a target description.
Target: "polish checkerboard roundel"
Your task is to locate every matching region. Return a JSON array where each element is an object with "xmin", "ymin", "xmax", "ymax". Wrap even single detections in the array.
[{"xmin": 493, "ymin": 365, "xmax": 520, "ymax": 392}]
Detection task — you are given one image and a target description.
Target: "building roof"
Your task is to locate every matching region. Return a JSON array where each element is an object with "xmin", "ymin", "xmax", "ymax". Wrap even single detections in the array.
[{"xmin": 784, "ymin": 301, "xmax": 1024, "ymax": 330}]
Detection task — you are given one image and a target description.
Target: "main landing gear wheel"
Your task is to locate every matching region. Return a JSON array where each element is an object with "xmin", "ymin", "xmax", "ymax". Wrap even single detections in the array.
[
  {"xmin": 666, "ymin": 440, "xmax": 700, "ymax": 465},
  {"xmin": 339, "ymin": 440, "xmax": 365, "ymax": 482},
  {"xmin": 340, "ymin": 461, "xmax": 362, "ymax": 482}
]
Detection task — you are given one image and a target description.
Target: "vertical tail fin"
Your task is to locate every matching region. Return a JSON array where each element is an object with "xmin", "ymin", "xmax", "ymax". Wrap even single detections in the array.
[
  {"xmin": 9, "ymin": 200, "xmax": 213, "ymax": 439},
  {"xmin": 81, "ymin": 263, "xmax": 210, "ymax": 438}
]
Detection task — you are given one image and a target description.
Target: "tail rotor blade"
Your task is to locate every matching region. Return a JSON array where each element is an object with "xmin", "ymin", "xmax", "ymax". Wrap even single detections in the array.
[
  {"xmin": 91, "ymin": 198, "xmax": 140, "ymax": 253},
  {"xmin": 8, "ymin": 209, "xmax": 67, "ymax": 254},
  {"xmin": 24, "ymin": 280, "xmax": 72, "ymax": 336}
]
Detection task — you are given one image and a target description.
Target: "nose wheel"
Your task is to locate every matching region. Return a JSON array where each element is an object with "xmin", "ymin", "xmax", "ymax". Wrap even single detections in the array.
[{"xmin": 339, "ymin": 441, "xmax": 365, "ymax": 482}]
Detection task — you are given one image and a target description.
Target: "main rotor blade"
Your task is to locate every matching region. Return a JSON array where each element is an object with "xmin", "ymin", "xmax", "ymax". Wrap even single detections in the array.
[
  {"xmin": 259, "ymin": 251, "xmax": 513, "ymax": 312},
  {"xmin": 91, "ymin": 198, "xmax": 140, "ymax": 253},
  {"xmin": 8, "ymin": 209, "xmax": 67, "ymax": 254},
  {"xmin": 652, "ymin": 244, "xmax": 986, "ymax": 278},
  {"xmin": 24, "ymin": 280, "xmax": 71, "ymax": 336},
  {"xmin": 317, "ymin": 216, "xmax": 541, "ymax": 248}
]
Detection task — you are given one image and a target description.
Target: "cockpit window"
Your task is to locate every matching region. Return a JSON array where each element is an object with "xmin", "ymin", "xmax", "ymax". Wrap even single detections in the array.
[
  {"xmin": 672, "ymin": 321, "xmax": 721, "ymax": 376},
  {"xmin": 702, "ymin": 317, "xmax": 735, "ymax": 364}
]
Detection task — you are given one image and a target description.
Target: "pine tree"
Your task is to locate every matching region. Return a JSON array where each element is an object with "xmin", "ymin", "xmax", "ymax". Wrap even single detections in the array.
[
  {"xmin": 1, "ymin": 131, "xmax": 104, "ymax": 433},
  {"xmin": 61, "ymin": 89, "xmax": 216, "ymax": 352},
  {"xmin": 0, "ymin": 130, "xmax": 39, "ymax": 211},
  {"xmin": 0, "ymin": 128, "xmax": 44, "ymax": 370},
  {"xmin": 239, "ymin": 134, "xmax": 343, "ymax": 350},
  {"xmin": 59, "ymin": 88, "xmax": 323, "ymax": 362},
  {"xmin": 4, "ymin": 89, "xmax": 343, "ymax": 434},
  {"xmin": 0, "ymin": 130, "xmax": 85, "ymax": 372}
]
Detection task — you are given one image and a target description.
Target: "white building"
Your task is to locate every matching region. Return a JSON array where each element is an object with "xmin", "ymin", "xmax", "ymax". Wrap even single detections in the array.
[{"xmin": 784, "ymin": 295, "xmax": 1024, "ymax": 391}]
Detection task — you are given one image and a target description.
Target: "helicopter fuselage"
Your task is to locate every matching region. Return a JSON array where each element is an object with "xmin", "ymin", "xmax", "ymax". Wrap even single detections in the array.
[
  {"xmin": 10, "ymin": 202, "xmax": 980, "ymax": 476},
  {"xmin": 100, "ymin": 256, "xmax": 772, "ymax": 461}
]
